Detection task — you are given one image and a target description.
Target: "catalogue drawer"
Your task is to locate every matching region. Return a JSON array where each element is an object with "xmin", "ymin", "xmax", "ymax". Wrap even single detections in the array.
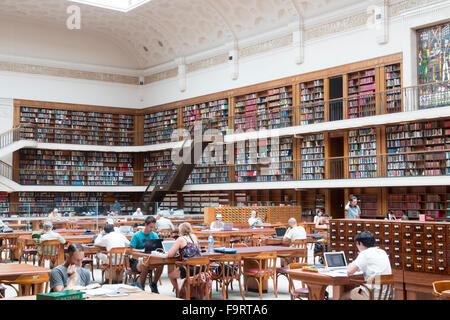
[
  {"xmin": 434, "ymin": 224, "xmax": 445, "ymax": 234},
  {"xmin": 381, "ymin": 223, "xmax": 392, "ymax": 232},
  {"xmin": 337, "ymin": 242, "xmax": 346, "ymax": 249},
  {"xmin": 338, "ymin": 221, "xmax": 346, "ymax": 228},
  {"xmin": 403, "ymin": 231, "xmax": 412, "ymax": 239},
  {"xmin": 338, "ymin": 228, "xmax": 346, "ymax": 235},
  {"xmin": 414, "ymin": 248, "xmax": 424, "ymax": 256},
  {"xmin": 330, "ymin": 227, "xmax": 338, "ymax": 235},
  {"xmin": 436, "ymin": 250, "xmax": 446, "ymax": 258},
  {"xmin": 346, "ymin": 228, "xmax": 356, "ymax": 236},
  {"xmin": 424, "ymin": 256, "xmax": 435, "ymax": 265},
  {"xmin": 330, "ymin": 221, "xmax": 338, "ymax": 228},
  {"xmin": 363, "ymin": 223, "xmax": 373, "ymax": 231},
  {"xmin": 392, "ymin": 246, "xmax": 402, "ymax": 254},
  {"xmin": 392, "ymin": 223, "xmax": 402, "ymax": 231},
  {"xmin": 403, "ymin": 224, "xmax": 413, "ymax": 233},
  {"xmin": 425, "ymin": 264, "xmax": 435, "ymax": 273},
  {"xmin": 347, "ymin": 236, "xmax": 355, "ymax": 244},
  {"xmin": 382, "ymin": 231, "xmax": 391, "ymax": 238},
  {"xmin": 436, "ymin": 242, "xmax": 446, "ymax": 250},
  {"xmin": 424, "ymin": 233, "xmax": 434, "ymax": 240},
  {"xmin": 414, "ymin": 256, "xmax": 424, "ymax": 263},
  {"xmin": 436, "ymin": 266, "xmax": 447, "ymax": 273},
  {"xmin": 355, "ymin": 222, "xmax": 364, "ymax": 230},
  {"xmin": 413, "ymin": 240, "xmax": 424, "ymax": 248},
  {"xmin": 373, "ymin": 230, "xmax": 382, "ymax": 237},
  {"xmin": 414, "ymin": 263, "xmax": 425, "ymax": 272},
  {"xmin": 392, "ymin": 231, "xmax": 402, "ymax": 239},
  {"xmin": 382, "ymin": 238, "xmax": 391, "ymax": 245},
  {"xmin": 423, "ymin": 225, "xmax": 434, "ymax": 233},
  {"xmin": 435, "ymin": 257, "xmax": 446, "ymax": 267},
  {"xmin": 404, "ymin": 262, "xmax": 414, "ymax": 271},
  {"xmin": 373, "ymin": 223, "xmax": 381, "ymax": 230},
  {"xmin": 413, "ymin": 233, "xmax": 423, "ymax": 240},
  {"xmin": 404, "ymin": 255, "xmax": 413, "ymax": 263},
  {"xmin": 413, "ymin": 225, "xmax": 424, "ymax": 232},
  {"xmin": 392, "ymin": 239, "xmax": 402, "ymax": 246},
  {"xmin": 374, "ymin": 238, "xmax": 382, "ymax": 245},
  {"xmin": 424, "ymin": 240, "xmax": 435, "ymax": 249},
  {"xmin": 330, "ymin": 234, "xmax": 338, "ymax": 241},
  {"xmin": 403, "ymin": 239, "xmax": 413, "ymax": 247},
  {"xmin": 338, "ymin": 235, "xmax": 346, "ymax": 242},
  {"xmin": 404, "ymin": 247, "xmax": 413, "ymax": 254},
  {"xmin": 435, "ymin": 233, "xmax": 445, "ymax": 242},
  {"xmin": 393, "ymin": 260, "xmax": 403, "ymax": 269}
]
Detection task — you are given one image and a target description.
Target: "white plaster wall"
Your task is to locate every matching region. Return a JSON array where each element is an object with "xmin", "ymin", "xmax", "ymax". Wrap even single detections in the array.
[
  {"xmin": 0, "ymin": 98, "xmax": 13, "ymax": 165},
  {"xmin": 0, "ymin": 71, "xmax": 140, "ymax": 109}
]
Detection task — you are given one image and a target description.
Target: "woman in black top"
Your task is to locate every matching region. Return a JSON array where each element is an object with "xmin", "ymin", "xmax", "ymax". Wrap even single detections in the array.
[{"xmin": 167, "ymin": 222, "xmax": 202, "ymax": 294}]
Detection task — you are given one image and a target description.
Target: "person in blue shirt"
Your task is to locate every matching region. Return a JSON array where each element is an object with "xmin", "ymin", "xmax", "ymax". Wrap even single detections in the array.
[{"xmin": 129, "ymin": 215, "xmax": 163, "ymax": 293}]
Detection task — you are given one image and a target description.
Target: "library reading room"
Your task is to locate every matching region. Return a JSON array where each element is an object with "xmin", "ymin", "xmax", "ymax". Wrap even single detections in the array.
[{"xmin": 0, "ymin": 0, "xmax": 449, "ymax": 305}]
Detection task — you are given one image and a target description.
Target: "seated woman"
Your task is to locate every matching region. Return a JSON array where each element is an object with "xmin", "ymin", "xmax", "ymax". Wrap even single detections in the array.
[
  {"xmin": 315, "ymin": 213, "xmax": 330, "ymax": 231},
  {"xmin": 167, "ymin": 222, "xmax": 202, "ymax": 295},
  {"xmin": 248, "ymin": 211, "xmax": 262, "ymax": 228}
]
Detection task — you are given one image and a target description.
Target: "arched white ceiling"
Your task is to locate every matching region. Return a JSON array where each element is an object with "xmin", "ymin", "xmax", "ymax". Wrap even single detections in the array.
[{"xmin": 0, "ymin": 0, "xmax": 363, "ymax": 70}]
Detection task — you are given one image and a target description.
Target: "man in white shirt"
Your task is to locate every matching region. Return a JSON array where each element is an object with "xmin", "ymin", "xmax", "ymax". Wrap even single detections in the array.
[
  {"xmin": 210, "ymin": 214, "xmax": 224, "ymax": 230},
  {"xmin": 94, "ymin": 223, "xmax": 130, "ymax": 265},
  {"xmin": 282, "ymin": 218, "xmax": 307, "ymax": 245},
  {"xmin": 155, "ymin": 213, "xmax": 175, "ymax": 231},
  {"xmin": 345, "ymin": 231, "xmax": 392, "ymax": 300},
  {"xmin": 248, "ymin": 211, "xmax": 262, "ymax": 228},
  {"xmin": 133, "ymin": 208, "xmax": 143, "ymax": 217}
]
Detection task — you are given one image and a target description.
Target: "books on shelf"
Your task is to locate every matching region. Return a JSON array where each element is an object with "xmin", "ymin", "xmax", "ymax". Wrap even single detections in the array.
[
  {"xmin": 385, "ymin": 63, "xmax": 402, "ymax": 113},
  {"xmin": 182, "ymin": 99, "xmax": 229, "ymax": 135},
  {"xmin": 348, "ymin": 128, "xmax": 377, "ymax": 178},
  {"xmin": 301, "ymin": 134, "xmax": 325, "ymax": 180},
  {"xmin": 300, "ymin": 80, "xmax": 325, "ymax": 125},
  {"xmin": 0, "ymin": 192, "xmax": 9, "ymax": 217},
  {"xmin": 19, "ymin": 106, "xmax": 134, "ymax": 146},
  {"xmin": 348, "ymin": 69, "xmax": 376, "ymax": 119},
  {"xmin": 234, "ymin": 87, "xmax": 292, "ymax": 131},
  {"xmin": 234, "ymin": 137, "xmax": 293, "ymax": 182},
  {"xmin": 19, "ymin": 149, "xmax": 134, "ymax": 186},
  {"xmin": 144, "ymin": 109, "xmax": 178, "ymax": 145}
]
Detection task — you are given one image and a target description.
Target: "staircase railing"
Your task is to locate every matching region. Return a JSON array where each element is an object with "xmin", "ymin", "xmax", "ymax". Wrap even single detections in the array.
[
  {"xmin": 0, "ymin": 126, "xmax": 21, "ymax": 150},
  {"xmin": 0, "ymin": 160, "xmax": 13, "ymax": 180}
]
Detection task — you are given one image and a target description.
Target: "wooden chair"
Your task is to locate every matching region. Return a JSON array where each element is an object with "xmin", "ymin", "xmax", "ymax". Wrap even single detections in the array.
[
  {"xmin": 349, "ymin": 274, "xmax": 395, "ymax": 300},
  {"xmin": 432, "ymin": 280, "xmax": 450, "ymax": 300},
  {"xmin": 276, "ymin": 248, "xmax": 307, "ymax": 289},
  {"xmin": 243, "ymin": 251, "xmax": 277, "ymax": 299},
  {"xmin": 251, "ymin": 235, "xmax": 266, "ymax": 246},
  {"xmin": 286, "ymin": 262, "xmax": 328, "ymax": 300},
  {"xmin": 210, "ymin": 254, "xmax": 245, "ymax": 300},
  {"xmin": 1, "ymin": 273, "xmax": 49, "ymax": 297},
  {"xmin": 38, "ymin": 240, "xmax": 63, "ymax": 269},
  {"xmin": 82, "ymin": 256, "xmax": 95, "ymax": 281},
  {"xmin": 0, "ymin": 237, "xmax": 18, "ymax": 264},
  {"xmin": 157, "ymin": 229, "xmax": 173, "ymax": 239},
  {"xmin": 100, "ymin": 247, "xmax": 128, "ymax": 285},
  {"xmin": 124, "ymin": 253, "xmax": 141, "ymax": 285},
  {"xmin": 18, "ymin": 237, "xmax": 38, "ymax": 265},
  {"xmin": 176, "ymin": 257, "xmax": 211, "ymax": 300}
]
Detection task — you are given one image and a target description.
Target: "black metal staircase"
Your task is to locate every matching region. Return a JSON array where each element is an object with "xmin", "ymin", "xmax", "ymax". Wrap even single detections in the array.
[{"xmin": 140, "ymin": 120, "xmax": 214, "ymax": 214}]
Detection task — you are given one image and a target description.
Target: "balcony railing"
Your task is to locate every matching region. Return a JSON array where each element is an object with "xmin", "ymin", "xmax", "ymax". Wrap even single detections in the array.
[{"xmin": 5, "ymin": 81, "xmax": 450, "ymax": 149}]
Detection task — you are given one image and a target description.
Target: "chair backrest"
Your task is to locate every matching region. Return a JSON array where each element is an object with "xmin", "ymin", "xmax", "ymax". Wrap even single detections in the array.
[
  {"xmin": 245, "ymin": 251, "xmax": 277, "ymax": 275},
  {"xmin": 39, "ymin": 240, "xmax": 63, "ymax": 267},
  {"xmin": 157, "ymin": 229, "xmax": 173, "ymax": 239},
  {"xmin": 3, "ymin": 273, "xmax": 49, "ymax": 296},
  {"xmin": 105, "ymin": 247, "xmax": 128, "ymax": 268},
  {"xmin": 212, "ymin": 255, "xmax": 242, "ymax": 281},
  {"xmin": 287, "ymin": 262, "xmax": 309, "ymax": 296},
  {"xmin": 432, "ymin": 280, "xmax": 450, "ymax": 300},
  {"xmin": 291, "ymin": 247, "xmax": 308, "ymax": 263},
  {"xmin": 252, "ymin": 235, "xmax": 265, "ymax": 246},
  {"xmin": 363, "ymin": 274, "xmax": 395, "ymax": 300},
  {"xmin": 178, "ymin": 257, "xmax": 211, "ymax": 300},
  {"xmin": 292, "ymin": 239, "xmax": 307, "ymax": 248}
]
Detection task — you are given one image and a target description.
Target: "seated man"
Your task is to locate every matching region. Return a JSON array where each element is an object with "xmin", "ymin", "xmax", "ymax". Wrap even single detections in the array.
[
  {"xmin": 48, "ymin": 208, "xmax": 61, "ymax": 218},
  {"xmin": 155, "ymin": 213, "xmax": 175, "ymax": 231},
  {"xmin": 210, "ymin": 214, "xmax": 224, "ymax": 230},
  {"xmin": 315, "ymin": 213, "xmax": 330, "ymax": 231},
  {"xmin": 38, "ymin": 221, "xmax": 66, "ymax": 259},
  {"xmin": 94, "ymin": 223, "xmax": 130, "ymax": 265},
  {"xmin": 281, "ymin": 218, "xmax": 307, "ymax": 266},
  {"xmin": 343, "ymin": 231, "xmax": 392, "ymax": 300},
  {"xmin": 129, "ymin": 216, "xmax": 164, "ymax": 293},
  {"xmin": 49, "ymin": 243, "xmax": 91, "ymax": 292},
  {"xmin": 248, "ymin": 211, "xmax": 262, "ymax": 228},
  {"xmin": 133, "ymin": 208, "xmax": 144, "ymax": 217}
]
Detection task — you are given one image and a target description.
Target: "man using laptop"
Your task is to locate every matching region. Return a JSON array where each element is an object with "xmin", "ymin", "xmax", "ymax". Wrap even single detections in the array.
[
  {"xmin": 343, "ymin": 231, "xmax": 392, "ymax": 300},
  {"xmin": 129, "ymin": 216, "xmax": 164, "ymax": 293}
]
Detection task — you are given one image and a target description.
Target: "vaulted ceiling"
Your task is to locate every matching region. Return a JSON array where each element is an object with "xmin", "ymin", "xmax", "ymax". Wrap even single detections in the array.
[{"xmin": 0, "ymin": 0, "xmax": 364, "ymax": 70}]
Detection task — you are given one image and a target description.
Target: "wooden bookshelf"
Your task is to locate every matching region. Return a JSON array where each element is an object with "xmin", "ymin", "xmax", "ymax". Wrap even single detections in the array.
[
  {"xmin": 347, "ymin": 68, "xmax": 376, "ymax": 119},
  {"xmin": 18, "ymin": 106, "xmax": 135, "ymax": 146},
  {"xmin": 234, "ymin": 86, "xmax": 293, "ymax": 131},
  {"xmin": 143, "ymin": 150, "xmax": 174, "ymax": 185},
  {"xmin": 384, "ymin": 63, "xmax": 402, "ymax": 113},
  {"xmin": 386, "ymin": 120, "xmax": 449, "ymax": 177},
  {"xmin": 234, "ymin": 137, "xmax": 293, "ymax": 183},
  {"xmin": 300, "ymin": 79, "xmax": 325, "ymax": 125},
  {"xmin": 18, "ymin": 149, "xmax": 134, "ymax": 186},
  {"xmin": 186, "ymin": 144, "xmax": 229, "ymax": 185},
  {"xmin": 182, "ymin": 192, "xmax": 230, "ymax": 215},
  {"xmin": 182, "ymin": 99, "xmax": 229, "ymax": 135},
  {"xmin": 144, "ymin": 108, "xmax": 179, "ymax": 145},
  {"xmin": 348, "ymin": 128, "xmax": 378, "ymax": 178},
  {"xmin": 0, "ymin": 192, "xmax": 9, "ymax": 217},
  {"xmin": 300, "ymin": 133, "xmax": 325, "ymax": 180}
]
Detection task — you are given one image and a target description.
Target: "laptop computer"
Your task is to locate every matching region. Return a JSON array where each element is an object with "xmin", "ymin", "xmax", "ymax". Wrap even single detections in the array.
[
  {"xmin": 143, "ymin": 239, "xmax": 163, "ymax": 253},
  {"xmin": 223, "ymin": 223, "xmax": 233, "ymax": 231},
  {"xmin": 274, "ymin": 227, "xmax": 287, "ymax": 238},
  {"xmin": 324, "ymin": 251, "xmax": 348, "ymax": 271},
  {"xmin": 161, "ymin": 240, "xmax": 176, "ymax": 253}
]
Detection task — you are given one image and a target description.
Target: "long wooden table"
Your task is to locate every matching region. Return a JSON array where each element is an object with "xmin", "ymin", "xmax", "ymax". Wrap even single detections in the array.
[
  {"xmin": 3, "ymin": 290, "xmax": 180, "ymax": 300},
  {"xmin": 0, "ymin": 264, "xmax": 51, "ymax": 281},
  {"xmin": 286, "ymin": 268, "xmax": 364, "ymax": 300},
  {"xmin": 194, "ymin": 228, "xmax": 276, "ymax": 246}
]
